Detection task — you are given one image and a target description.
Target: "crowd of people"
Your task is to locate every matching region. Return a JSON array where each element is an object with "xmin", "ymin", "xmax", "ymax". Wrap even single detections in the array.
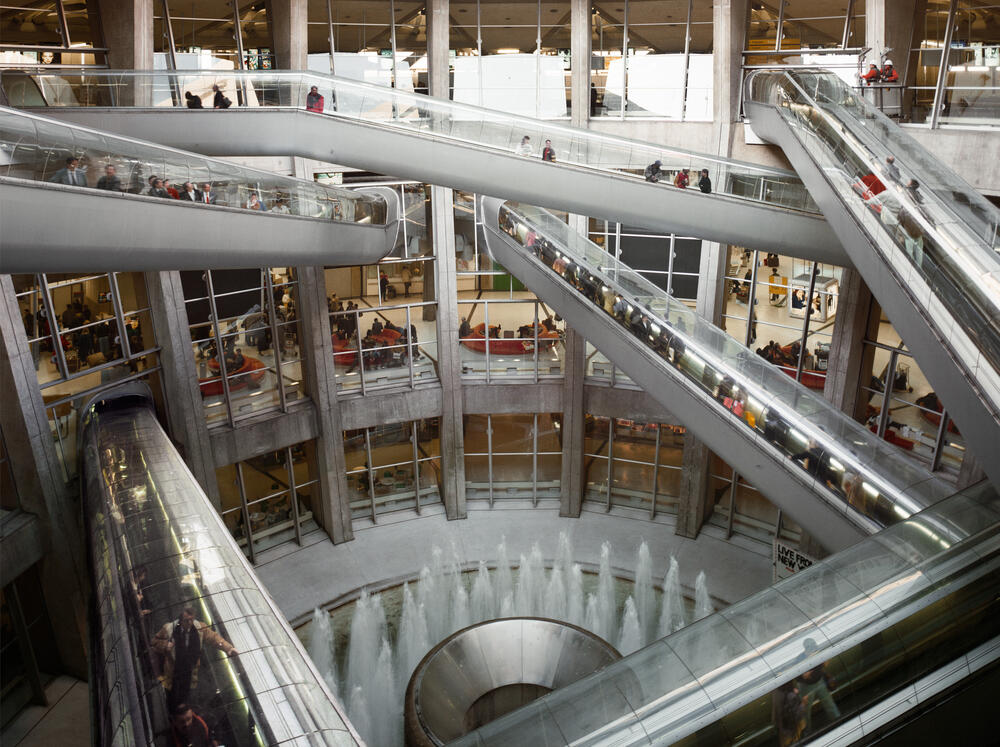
[
  {"xmin": 644, "ymin": 160, "xmax": 713, "ymax": 193},
  {"xmin": 47, "ymin": 155, "xmax": 296, "ymax": 215},
  {"xmin": 499, "ymin": 205, "xmax": 897, "ymax": 527},
  {"xmin": 22, "ymin": 298, "xmax": 142, "ymax": 373}
]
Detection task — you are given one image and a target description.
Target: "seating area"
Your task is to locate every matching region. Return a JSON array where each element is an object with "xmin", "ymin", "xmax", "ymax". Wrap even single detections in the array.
[{"xmin": 460, "ymin": 321, "xmax": 561, "ymax": 355}]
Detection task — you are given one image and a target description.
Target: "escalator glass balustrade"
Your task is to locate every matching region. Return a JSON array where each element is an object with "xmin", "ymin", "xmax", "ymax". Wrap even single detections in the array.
[{"xmin": 490, "ymin": 200, "xmax": 952, "ymax": 535}]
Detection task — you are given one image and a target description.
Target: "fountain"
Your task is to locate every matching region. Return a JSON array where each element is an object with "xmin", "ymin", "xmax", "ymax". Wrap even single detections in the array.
[{"xmin": 303, "ymin": 533, "xmax": 716, "ymax": 747}]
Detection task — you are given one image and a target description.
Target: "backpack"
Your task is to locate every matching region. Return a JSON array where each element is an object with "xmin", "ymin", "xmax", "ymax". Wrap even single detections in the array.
[{"xmin": 220, "ymin": 95, "xmax": 232, "ymax": 109}]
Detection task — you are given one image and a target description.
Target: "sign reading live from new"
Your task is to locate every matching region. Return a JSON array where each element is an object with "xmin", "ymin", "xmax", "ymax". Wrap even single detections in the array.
[{"xmin": 774, "ymin": 540, "xmax": 815, "ymax": 582}]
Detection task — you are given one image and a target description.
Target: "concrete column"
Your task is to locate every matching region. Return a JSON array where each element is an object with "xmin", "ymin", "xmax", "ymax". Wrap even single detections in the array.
[
  {"xmin": 295, "ymin": 266, "xmax": 354, "ymax": 543},
  {"xmin": 560, "ymin": 216, "xmax": 590, "ymax": 516},
  {"xmin": 570, "ymin": 0, "xmax": 591, "ymax": 128},
  {"xmin": 431, "ymin": 186, "xmax": 467, "ymax": 518},
  {"xmin": 559, "ymin": 327, "xmax": 586, "ymax": 517},
  {"xmin": 674, "ymin": 433, "xmax": 713, "ymax": 538},
  {"xmin": 0, "ymin": 277, "xmax": 88, "ymax": 678},
  {"xmin": 267, "ymin": 0, "xmax": 308, "ymax": 70},
  {"xmin": 96, "ymin": 0, "xmax": 153, "ymax": 70},
  {"xmin": 427, "ymin": 0, "xmax": 450, "ymax": 99},
  {"xmin": 144, "ymin": 272, "xmax": 220, "ymax": 506},
  {"xmin": 823, "ymin": 268, "xmax": 878, "ymax": 420},
  {"xmin": 866, "ymin": 0, "xmax": 918, "ymax": 67},
  {"xmin": 711, "ymin": 0, "xmax": 749, "ymax": 156},
  {"xmin": 696, "ymin": 239, "xmax": 728, "ymax": 326}
]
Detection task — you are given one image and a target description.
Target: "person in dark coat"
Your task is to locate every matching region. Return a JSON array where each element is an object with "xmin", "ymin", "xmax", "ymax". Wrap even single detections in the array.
[
  {"xmin": 185, "ymin": 91, "xmax": 203, "ymax": 109},
  {"xmin": 698, "ymin": 169, "xmax": 712, "ymax": 194}
]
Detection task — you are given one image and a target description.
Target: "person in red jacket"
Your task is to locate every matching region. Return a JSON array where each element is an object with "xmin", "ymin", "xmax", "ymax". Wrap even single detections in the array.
[
  {"xmin": 861, "ymin": 63, "xmax": 881, "ymax": 85},
  {"xmin": 170, "ymin": 703, "xmax": 217, "ymax": 747},
  {"xmin": 673, "ymin": 168, "xmax": 690, "ymax": 189},
  {"xmin": 880, "ymin": 60, "xmax": 899, "ymax": 83},
  {"xmin": 306, "ymin": 85, "xmax": 324, "ymax": 112}
]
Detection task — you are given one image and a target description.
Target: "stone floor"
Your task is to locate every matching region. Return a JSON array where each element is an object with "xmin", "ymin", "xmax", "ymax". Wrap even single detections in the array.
[
  {"xmin": 2, "ymin": 676, "xmax": 89, "ymax": 747},
  {"xmin": 254, "ymin": 502, "xmax": 775, "ymax": 626}
]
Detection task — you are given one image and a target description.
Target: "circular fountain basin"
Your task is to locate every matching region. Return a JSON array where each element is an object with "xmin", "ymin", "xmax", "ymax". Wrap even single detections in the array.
[{"xmin": 404, "ymin": 617, "xmax": 621, "ymax": 746}]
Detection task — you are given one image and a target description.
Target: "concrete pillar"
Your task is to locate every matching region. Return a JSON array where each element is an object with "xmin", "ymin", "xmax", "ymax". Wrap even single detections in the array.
[
  {"xmin": 427, "ymin": 0, "xmax": 450, "ymax": 99},
  {"xmin": 144, "ymin": 272, "xmax": 220, "ymax": 506},
  {"xmin": 431, "ymin": 186, "xmax": 467, "ymax": 518},
  {"xmin": 823, "ymin": 268, "xmax": 878, "ymax": 420},
  {"xmin": 957, "ymin": 451, "xmax": 986, "ymax": 490},
  {"xmin": 696, "ymin": 239, "xmax": 728, "ymax": 326},
  {"xmin": 711, "ymin": 0, "xmax": 749, "ymax": 156},
  {"xmin": 294, "ymin": 266, "xmax": 354, "ymax": 543},
  {"xmin": 267, "ymin": 0, "xmax": 308, "ymax": 70},
  {"xmin": 866, "ymin": 0, "xmax": 918, "ymax": 67},
  {"xmin": 674, "ymin": 433, "xmax": 713, "ymax": 538},
  {"xmin": 0, "ymin": 277, "xmax": 88, "ymax": 678},
  {"xmin": 96, "ymin": 0, "xmax": 153, "ymax": 70},
  {"xmin": 570, "ymin": 0, "xmax": 591, "ymax": 128},
  {"xmin": 559, "ymin": 326, "xmax": 586, "ymax": 516}
]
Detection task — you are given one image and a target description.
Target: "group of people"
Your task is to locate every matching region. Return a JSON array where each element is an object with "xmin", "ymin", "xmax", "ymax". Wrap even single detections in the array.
[
  {"xmin": 860, "ymin": 59, "xmax": 899, "ymax": 86},
  {"xmin": 500, "ymin": 206, "xmax": 893, "ymax": 525},
  {"xmin": 22, "ymin": 298, "xmax": 140, "ymax": 372},
  {"xmin": 48, "ymin": 156, "xmax": 294, "ymax": 215},
  {"xmin": 184, "ymin": 84, "xmax": 233, "ymax": 109},
  {"xmin": 644, "ymin": 160, "xmax": 712, "ymax": 193},
  {"xmin": 517, "ymin": 135, "xmax": 558, "ymax": 161}
]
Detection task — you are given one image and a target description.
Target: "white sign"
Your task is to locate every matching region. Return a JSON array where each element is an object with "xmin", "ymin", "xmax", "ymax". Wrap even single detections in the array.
[{"xmin": 774, "ymin": 540, "xmax": 815, "ymax": 581}]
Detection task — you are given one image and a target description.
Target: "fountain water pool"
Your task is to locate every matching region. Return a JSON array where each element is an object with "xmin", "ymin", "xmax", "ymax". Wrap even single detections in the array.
[{"xmin": 297, "ymin": 534, "xmax": 716, "ymax": 746}]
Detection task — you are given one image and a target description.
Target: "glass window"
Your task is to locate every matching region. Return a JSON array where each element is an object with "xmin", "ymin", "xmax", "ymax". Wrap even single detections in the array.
[
  {"xmin": 584, "ymin": 414, "xmax": 684, "ymax": 516},
  {"xmin": 12, "ymin": 272, "xmax": 163, "ymax": 479},
  {"xmin": 344, "ymin": 419, "xmax": 442, "ymax": 524},
  {"xmin": 216, "ymin": 442, "xmax": 320, "ymax": 562},
  {"xmin": 183, "ymin": 268, "xmax": 305, "ymax": 426},
  {"xmin": 463, "ymin": 413, "xmax": 561, "ymax": 504},
  {"xmin": 157, "ymin": 0, "xmax": 272, "ymax": 69},
  {"xmin": 593, "ymin": 0, "xmax": 713, "ymax": 120},
  {"xmin": 450, "ymin": 0, "xmax": 570, "ymax": 118},
  {"xmin": 458, "ymin": 191, "xmax": 565, "ymax": 381}
]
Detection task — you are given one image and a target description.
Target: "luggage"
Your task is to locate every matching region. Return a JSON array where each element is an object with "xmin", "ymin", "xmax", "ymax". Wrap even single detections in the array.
[{"xmin": 88, "ymin": 352, "xmax": 107, "ymax": 366}]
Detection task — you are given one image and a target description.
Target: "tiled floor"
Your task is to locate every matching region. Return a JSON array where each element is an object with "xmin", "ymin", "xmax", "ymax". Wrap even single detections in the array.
[{"xmin": 3, "ymin": 676, "xmax": 89, "ymax": 747}]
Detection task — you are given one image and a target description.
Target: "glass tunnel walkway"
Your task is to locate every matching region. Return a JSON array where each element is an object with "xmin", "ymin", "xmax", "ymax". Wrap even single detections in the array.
[
  {"xmin": 0, "ymin": 68, "xmax": 845, "ymax": 263},
  {"xmin": 82, "ymin": 384, "xmax": 359, "ymax": 746},
  {"xmin": 744, "ymin": 69, "xmax": 1000, "ymax": 491}
]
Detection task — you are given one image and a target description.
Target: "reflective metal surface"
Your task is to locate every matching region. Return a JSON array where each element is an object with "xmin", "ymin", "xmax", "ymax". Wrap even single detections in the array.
[
  {"xmin": 482, "ymin": 198, "xmax": 952, "ymax": 546},
  {"xmin": 454, "ymin": 482, "xmax": 1000, "ymax": 746},
  {"xmin": 404, "ymin": 618, "xmax": 620, "ymax": 746},
  {"xmin": 744, "ymin": 69, "xmax": 1000, "ymax": 489},
  {"xmin": 0, "ymin": 69, "xmax": 853, "ymax": 261},
  {"xmin": 0, "ymin": 106, "xmax": 397, "ymax": 271},
  {"xmin": 82, "ymin": 383, "xmax": 360, "ymax": 746}
]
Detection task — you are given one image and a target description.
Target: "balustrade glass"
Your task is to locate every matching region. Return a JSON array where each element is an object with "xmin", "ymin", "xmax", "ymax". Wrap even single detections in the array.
[
  {"xmin": 0, "ymin": 68, "xmax": 819, "ymax": 216},
  {"xmin": 493, "ymin": 200, "xmax": 953, "ymax": 533}
]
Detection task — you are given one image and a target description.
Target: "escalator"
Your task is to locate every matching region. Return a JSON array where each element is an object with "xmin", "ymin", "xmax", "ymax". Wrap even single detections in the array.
[
  {"xmin": 481, "ymin": 197, "xmax": 953, "ymax": 552},
  {"xmin": 0, "ymin": 107, "xmax": 398, "ymax": 272},
  {"xmin": 744, "ymin": 70, "xmax": 1000, "ymax": 489},
  {"xmin": 455, "ymin": 478, "xmax": 1000, "ymax": 746},
  {"xmin": 0, "ymin": 68, "xmax": 847, "ymax": 263}
]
